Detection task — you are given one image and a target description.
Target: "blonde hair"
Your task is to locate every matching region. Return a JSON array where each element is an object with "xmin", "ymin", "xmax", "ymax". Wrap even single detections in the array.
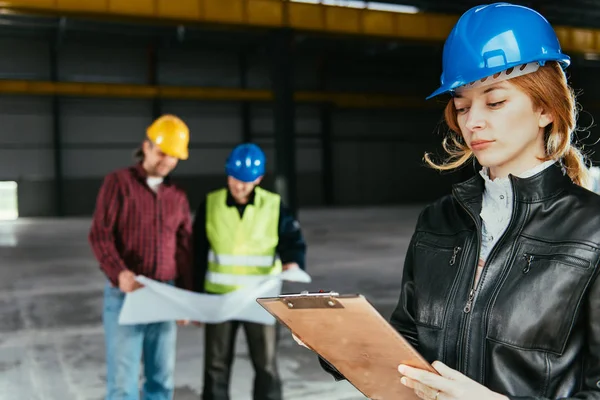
[{"xmin": 424, "ymin": 61, "xmax": 591, "ymax": 188}]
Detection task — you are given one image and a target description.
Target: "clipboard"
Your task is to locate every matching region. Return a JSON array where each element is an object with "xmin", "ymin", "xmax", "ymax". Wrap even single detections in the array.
[{"xmin": 256, "ymin": 291, "xmax": 438, "ymax": 400}]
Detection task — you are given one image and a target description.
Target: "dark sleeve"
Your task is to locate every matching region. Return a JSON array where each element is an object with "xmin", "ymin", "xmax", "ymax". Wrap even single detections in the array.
[
  {"xmin": 276, "ymin": 202, "xmax": 307, "ymax": 269},
  {"xmin": 388, "ymin": 230, "xmax": 420, "ymax": 349},
  {"xmin": 192, "ymin": 199, "xmax": 210, "ymax": 293}
]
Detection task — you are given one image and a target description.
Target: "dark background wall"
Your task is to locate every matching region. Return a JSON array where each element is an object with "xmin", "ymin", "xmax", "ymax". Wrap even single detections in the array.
[{"xmin": 0, "ymin": 11, "xmax": 599, "ymax": 217}]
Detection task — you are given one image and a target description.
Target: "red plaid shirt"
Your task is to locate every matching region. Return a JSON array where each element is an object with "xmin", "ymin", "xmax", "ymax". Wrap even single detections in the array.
[{"xmin": 89, "ymin": 163, "xmax": 193, "ymax": 290}]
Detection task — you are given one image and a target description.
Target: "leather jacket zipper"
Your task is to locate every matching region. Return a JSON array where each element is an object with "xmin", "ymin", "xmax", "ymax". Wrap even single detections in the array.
[
  {"xmin": 523, "ymin": 254, "xmax": 534, "ymax": 274},
  {"xmin": 463, "ymin": 288, "xmax": 475, "ymax": 313},
  {"xmin": 415, "ymin": 241, "xmax": 462, "ymax": 265},
  {"xmin": 453, "ymin": 192, "xmax": 483, "ymax": 373},
  {"xmin": 458, "ymin": 220, "xmax": 512, "ymax": 371},
  {"xmin": 450, "ymin": 246, "xmax": 462, "ymax": 265},
  {"xmin": 522, "ymin": 252, "xmax": 589, "ymax": 273},
  {"xmin": 453, "ymin": 182, "xmax": 519, "ymax": 375}
]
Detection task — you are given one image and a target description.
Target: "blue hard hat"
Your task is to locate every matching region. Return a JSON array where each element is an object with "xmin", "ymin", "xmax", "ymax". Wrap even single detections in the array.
[
  {"xmin": 427, "ymin": 2, "xmax": 570, "ymax": 99},
  {"xmin": 225, "ymin": 143, "xmax": 266, "ymax": 182}
]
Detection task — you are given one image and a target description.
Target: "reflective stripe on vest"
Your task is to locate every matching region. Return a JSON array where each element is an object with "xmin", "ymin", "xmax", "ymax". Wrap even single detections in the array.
[
  {"xmin": 205, "ymin": 270, "xmax": 279, "ymax": 288},
  {"xmin": 204, "ymin": 187, "xmax": 281, "ymax": 294},
  {"xmin": 208, "ymin": 250, "xmax": 277, "ymax": 268}
]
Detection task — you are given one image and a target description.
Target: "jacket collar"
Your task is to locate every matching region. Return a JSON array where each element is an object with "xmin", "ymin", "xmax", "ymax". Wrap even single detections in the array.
[{"xmin": 453, "ymin": 161, "xmax": 571, "ymax": 205}]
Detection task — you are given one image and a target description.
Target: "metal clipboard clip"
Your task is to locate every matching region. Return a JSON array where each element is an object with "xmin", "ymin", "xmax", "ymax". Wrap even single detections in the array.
[
  {"xmin": 276, "ymin": 290, "xmax": 347, "ymax": 309},
  {"xmin": 278, "ymin": 290, "xmax": 340, "ymax": 298}
]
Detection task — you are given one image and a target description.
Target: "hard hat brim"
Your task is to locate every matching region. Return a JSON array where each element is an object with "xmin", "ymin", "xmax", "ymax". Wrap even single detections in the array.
[
  {"xmin": 161, "ymin": 146, "xmax": 188, "ymax": 160},
  {"xmin": 426, "ymin": 54, "xmax": 571, "ymax": 100}
]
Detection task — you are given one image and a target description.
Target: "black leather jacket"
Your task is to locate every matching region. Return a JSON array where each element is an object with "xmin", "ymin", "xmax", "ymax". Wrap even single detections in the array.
[{"xmin": 321, "ymin": 163, "xmax": 600, "ymax": 399}]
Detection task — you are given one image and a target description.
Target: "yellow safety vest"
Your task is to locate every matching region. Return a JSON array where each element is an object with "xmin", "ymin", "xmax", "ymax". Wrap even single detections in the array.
[{"xmin": 204, "ymin": 187, "xmax": 282, "ymax": 294}]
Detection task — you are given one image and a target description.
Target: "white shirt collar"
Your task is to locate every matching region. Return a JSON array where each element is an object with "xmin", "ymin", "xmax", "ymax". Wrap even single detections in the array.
[
  {"xmin": 146, "ymin": 176, "xmax": 163, "ymax": 193},
  {"xmin": 477, "ymin": 159, "xmax": 556, "ymax": 261}
]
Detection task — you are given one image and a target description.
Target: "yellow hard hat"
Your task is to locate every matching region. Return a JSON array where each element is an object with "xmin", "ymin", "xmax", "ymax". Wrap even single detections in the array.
[{"xmin": 146, "ymin": 114, "xmax": 189, "ymax": 160}]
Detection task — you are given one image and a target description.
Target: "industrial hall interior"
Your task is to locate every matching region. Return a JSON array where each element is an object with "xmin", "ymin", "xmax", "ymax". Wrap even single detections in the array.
[{"xmin": 3, "ymin": 0, "xmax": 600, "ymax": 400}]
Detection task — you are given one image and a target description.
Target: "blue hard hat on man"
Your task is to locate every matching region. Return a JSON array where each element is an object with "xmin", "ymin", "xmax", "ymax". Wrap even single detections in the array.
[
  {"xmin": 427, "ymin": 2, "xmax": 570, "ymax": 99},
  {"xmin": 226, "ymin": 143, "xmax": 266, "ymax": 182}
]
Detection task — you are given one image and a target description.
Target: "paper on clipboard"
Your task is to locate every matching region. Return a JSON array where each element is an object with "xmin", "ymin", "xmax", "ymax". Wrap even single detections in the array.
[{"xmin": 256, "ymin": 292, "xmax": 437, "ymax": 400}]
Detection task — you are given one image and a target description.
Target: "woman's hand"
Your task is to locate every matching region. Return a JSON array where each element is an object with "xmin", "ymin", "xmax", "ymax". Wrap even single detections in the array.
[{"xmin": 398, "ymin": 361, "xmax": 509, "ymax": 400}]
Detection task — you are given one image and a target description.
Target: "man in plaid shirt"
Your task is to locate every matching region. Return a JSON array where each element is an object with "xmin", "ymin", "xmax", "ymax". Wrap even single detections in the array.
[{"xmin": 89, "ymin": 114, "xmax": 193, "ymax": 400}]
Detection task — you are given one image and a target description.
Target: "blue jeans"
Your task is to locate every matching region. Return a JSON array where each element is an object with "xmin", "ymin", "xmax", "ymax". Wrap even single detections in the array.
[{"xmin": 103, "ymin": 281, "xmax": 177, "ymax": 400}]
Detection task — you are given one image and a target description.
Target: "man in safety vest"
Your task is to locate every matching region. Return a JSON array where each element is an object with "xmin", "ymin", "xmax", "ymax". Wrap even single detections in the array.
[
  {"xmin": 192, "ymin": 143, "xmax": 307, "ymax": 400},
  {"xmin": 89, "ymin": 114, "xmax": 193, "ymax": 400}
]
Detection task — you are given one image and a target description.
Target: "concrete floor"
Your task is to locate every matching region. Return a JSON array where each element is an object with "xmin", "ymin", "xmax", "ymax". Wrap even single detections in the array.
[{"xmin": 0, "ymin": 206, "xmax": 422, "ymax": 400}]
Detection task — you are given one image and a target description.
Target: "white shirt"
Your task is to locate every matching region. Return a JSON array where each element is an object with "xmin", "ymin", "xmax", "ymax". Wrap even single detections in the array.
[
  {"xmin": 479, "ymin": 160, "xmax": 556, "ymax": 261},
  {"xmin": 147, "ymin": 177, "xmax": 163, "ymax": 193}
]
